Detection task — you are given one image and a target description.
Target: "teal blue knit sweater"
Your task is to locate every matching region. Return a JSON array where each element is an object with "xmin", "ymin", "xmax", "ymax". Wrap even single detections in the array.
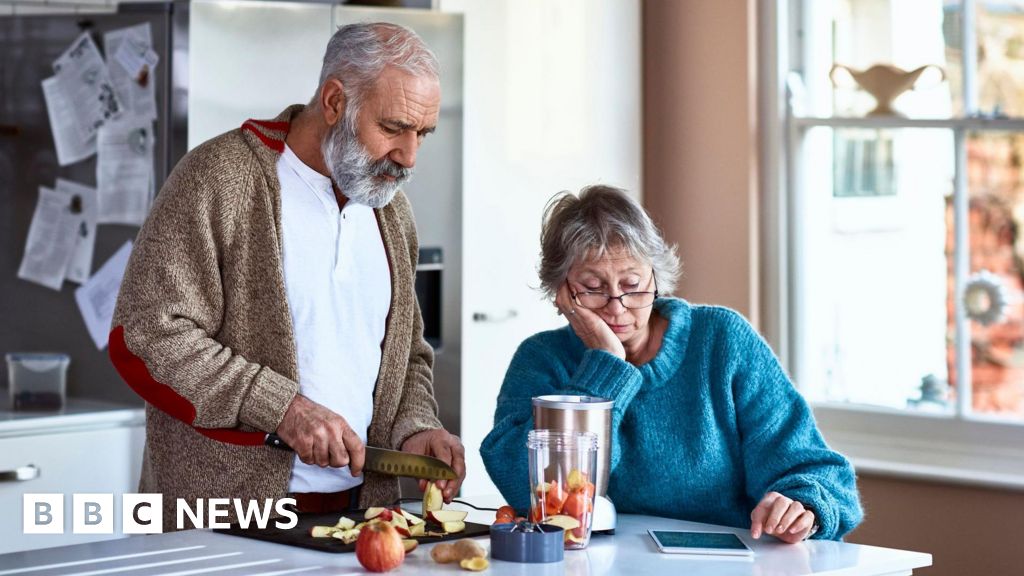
[{"xmin": 481, "ymin": 298, "xmax": 862, "ymax": 540}]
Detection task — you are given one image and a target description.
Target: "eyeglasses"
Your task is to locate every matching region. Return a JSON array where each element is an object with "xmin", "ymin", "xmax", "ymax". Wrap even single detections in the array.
[{"xmin": 570, "ymin": 270, "xmax": 659, "ymax": 310}]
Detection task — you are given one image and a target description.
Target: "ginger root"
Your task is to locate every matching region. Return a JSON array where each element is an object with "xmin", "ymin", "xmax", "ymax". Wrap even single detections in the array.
[{"xmin": 430, "ymin": 539, "xmax": 487, "ymax": 564}]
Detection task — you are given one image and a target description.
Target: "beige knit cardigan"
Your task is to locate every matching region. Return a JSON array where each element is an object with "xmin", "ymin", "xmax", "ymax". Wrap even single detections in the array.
[{"xmin": 110, "ymin": 105, "xmax": 442, "ymax": 531}]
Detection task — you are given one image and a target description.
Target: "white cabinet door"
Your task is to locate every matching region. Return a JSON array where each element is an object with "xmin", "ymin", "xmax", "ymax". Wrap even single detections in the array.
[
  {"xmin": 439, "ymin": 0, "xmax": 642, "ymax": 497},
  {"xmin": 0, "ymin": 425, "xmax": 144, "ymax": 554},
  {"xmin": 188, "ymin": 0, "xmax": 335, "ymax": 148}
]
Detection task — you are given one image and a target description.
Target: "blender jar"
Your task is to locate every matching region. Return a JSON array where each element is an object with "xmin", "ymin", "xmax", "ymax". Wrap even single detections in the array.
[{"xmin": 527, "ymin": 429, "xmax": 598, "ymax": 549}]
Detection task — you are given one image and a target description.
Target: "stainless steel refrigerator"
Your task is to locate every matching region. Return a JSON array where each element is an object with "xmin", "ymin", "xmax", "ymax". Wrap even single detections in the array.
[{"xmin": 0, "ymin": 1, "xmax": 189, "ymax": 404}]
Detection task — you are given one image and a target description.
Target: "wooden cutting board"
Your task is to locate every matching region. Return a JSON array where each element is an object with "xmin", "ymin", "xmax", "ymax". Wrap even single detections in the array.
[{"xmin": 216, "ymin": 509, "xmax": 491, "ymax": 553}]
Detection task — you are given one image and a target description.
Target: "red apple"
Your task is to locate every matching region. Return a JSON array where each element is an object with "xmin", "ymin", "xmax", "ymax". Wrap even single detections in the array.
[{"xmin": 355, "ymin": 521, "xmax": 405, "ymax": 573}]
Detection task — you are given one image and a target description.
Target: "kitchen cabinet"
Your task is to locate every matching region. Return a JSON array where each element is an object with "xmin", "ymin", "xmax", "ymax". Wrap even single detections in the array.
[
  {"xmin": 0, "ymin": 400, "xmax": 145, "ymax": 554},
  {"xmin": 440, "ymin": 0, "xmax": 642, "ymax": 497}
]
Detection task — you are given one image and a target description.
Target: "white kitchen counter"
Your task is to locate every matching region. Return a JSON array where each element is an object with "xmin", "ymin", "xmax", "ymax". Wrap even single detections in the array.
[
  {"xmin": 0, "ymin": 504, "xmax": 932, "ymax": 575},
  {"xmin": 0, "ymin": 397, "xmax": 144, "ymax": 438}
]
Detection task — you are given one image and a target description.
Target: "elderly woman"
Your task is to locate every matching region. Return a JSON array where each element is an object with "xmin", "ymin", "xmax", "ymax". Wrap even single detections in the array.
[{"xmin": 481, "ymin": 185, "xmax": 862, "ymax": 542}]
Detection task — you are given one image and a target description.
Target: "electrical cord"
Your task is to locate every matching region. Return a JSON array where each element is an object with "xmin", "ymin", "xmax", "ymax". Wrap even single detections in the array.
[{"xmin": 391, "ymin": 497, "xmax": 499, "ymax": 512}]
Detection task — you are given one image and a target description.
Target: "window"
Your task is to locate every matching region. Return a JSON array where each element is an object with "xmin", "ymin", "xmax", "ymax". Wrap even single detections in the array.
[{"xmin": 773, "ymin": 0, "xmax": 1024, "ymax": 487}]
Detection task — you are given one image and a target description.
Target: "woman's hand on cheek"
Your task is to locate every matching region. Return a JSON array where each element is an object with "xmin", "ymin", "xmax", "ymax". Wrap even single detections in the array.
[{"xmin": 556, "ymin": 282, "xmax": 626, "ymax": 360}]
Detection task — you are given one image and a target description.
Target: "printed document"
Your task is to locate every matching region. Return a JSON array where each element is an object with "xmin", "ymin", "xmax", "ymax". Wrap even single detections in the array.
[
  {"xmin": 52, "ymin": 32, "xmax": 122, "ymax": 144},
  {"xmin": 17, "ymin": 187, "xmax": 83, "ymax": 291},
  {"xmin": 42, "ymin": 76, "xmax": 94, "ymax": 166},
  {"xmin": 105, "ymin": 24, "xmax": 158, "ymax": 121},
  {"xmin": 57, "ymin": 179, "xmax": 99, "ymax": 284},
  {"xmin": 75, "ymin": 241, "xmax": 133, "ymax": 350},
  {"xmin": 97, "ymin": 115, "xmax": 154, "ymax": 225}
]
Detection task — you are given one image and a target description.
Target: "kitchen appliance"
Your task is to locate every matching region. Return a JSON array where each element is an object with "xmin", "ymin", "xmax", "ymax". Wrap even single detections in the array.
[
  {"xmin": 527, "ymin": 429, "xmax": 598, "ymax": 549},
  {"xmin": 264, "ymin": 433, "xmax": 457, "ymax": 481},
  {"xmin": 532, "ymin": 395, "xmax": 616, "ymax": 533}
]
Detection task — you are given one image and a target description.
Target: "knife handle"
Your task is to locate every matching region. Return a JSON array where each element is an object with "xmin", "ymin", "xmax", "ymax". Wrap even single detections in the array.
[{"xmin": 265, "ymin": 433, "xmax": 293, "ymax": 451}]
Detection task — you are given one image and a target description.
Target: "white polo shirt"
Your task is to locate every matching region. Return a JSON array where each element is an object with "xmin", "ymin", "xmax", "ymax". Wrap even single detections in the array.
[{"xmin": 277, "ymin": 144, "xmax": 392, "ymax": 493}]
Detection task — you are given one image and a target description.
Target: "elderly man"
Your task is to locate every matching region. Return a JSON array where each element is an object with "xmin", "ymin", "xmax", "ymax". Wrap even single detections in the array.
[{"xmin": 110, "ymin": 22, "xmax": 464, "ymax": 530}]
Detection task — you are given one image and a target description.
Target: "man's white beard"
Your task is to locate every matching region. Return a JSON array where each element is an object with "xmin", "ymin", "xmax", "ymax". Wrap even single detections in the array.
[{"xmin": 321, "ymin": 120, "xmax": 413, "ymax": 209}]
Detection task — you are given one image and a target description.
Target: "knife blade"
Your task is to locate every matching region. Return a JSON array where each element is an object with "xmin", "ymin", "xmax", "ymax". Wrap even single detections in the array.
[{"xmin": 264, "ymin": 433, "xmax": 457, "ymax": 481}]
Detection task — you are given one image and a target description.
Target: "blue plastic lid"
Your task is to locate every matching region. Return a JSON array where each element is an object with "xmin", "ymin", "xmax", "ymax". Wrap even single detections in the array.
[{"xmin": 490, "ymin": 522, "xmax": 564, "ymax": 563}]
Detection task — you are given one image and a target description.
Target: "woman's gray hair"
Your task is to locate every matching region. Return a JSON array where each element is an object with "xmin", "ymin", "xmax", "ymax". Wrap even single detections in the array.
[
  {"xmin": 315, "ymin": 22, "xmax": 439, "ymax": 132},
  {"xmin": 538, "ymin": 185, "xmax": 681, "ymax": 299}
]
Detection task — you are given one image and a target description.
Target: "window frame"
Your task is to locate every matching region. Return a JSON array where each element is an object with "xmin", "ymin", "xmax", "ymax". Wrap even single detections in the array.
[{"xmin": 763, "ymin": 0, "xmax": 1024, "ymax": 489}]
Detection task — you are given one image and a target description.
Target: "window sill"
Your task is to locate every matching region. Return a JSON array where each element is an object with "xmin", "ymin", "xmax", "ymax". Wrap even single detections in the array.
[
  {"xmin": 790, "ymin": 115, "xmax": 1024, "ymax": 131},
  {"xmin": 812, "ymin": 403, "xmax": 1024, "ymax": 492}
]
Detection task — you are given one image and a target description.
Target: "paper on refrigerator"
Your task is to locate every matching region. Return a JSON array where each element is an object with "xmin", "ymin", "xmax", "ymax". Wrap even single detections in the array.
[
  {"xmin": 42, "ymin": 76, "xmax": 95, "ymax": 166},
  {"xmin": 56, "ymin": 179, "xmax": 99, "ymax": 284},
  {"xmin": 50, "ymin": 32, "xmax": 122, "ymax": 156},
  {"xmin": 17, "ymin": 187, "xmax": 84, "ymax": 291},
  {"xmin": 75, "ymin": 241, "xmax": 133, "ymax": 350},
  {"xmin": 105, "ymin": 24, "xmax": 159, "ymax": 121},
  {"xmin": 97, "ymin": 116, "xmax": 154, "ymax": 225}
]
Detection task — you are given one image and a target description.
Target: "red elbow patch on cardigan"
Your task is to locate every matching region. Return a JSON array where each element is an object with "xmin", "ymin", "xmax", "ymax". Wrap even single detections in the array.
[
  {"xmin": 109, "ymin": 326, "xmax": 266, "ymax": 447},
  {"xmin": 110, "ymin": 325, "xmax": 197, "ymax": 424}
]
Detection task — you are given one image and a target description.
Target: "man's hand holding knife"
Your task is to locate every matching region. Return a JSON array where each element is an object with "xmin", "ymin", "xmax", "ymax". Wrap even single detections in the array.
[{"xmin": 275, "ymin": 394, "xmax": 467, "ymax": 502}]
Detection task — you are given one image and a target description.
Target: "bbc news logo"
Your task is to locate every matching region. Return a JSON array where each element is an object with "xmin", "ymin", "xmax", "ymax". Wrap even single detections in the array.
[{"xmin": 23, "ymin": 494, "xmax": 298, "ymax": 534}]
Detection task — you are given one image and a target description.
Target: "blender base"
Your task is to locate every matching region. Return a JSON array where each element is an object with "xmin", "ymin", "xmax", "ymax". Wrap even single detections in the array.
[{"xmin": 590, "ymin": 495, "xmax": 617, "ymax": 533}]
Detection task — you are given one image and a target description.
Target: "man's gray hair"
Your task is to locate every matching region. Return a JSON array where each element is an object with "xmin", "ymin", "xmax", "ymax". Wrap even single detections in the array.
[
  {"xmin": 538, "ymin": 185, "xmax": 681, "ymax": 299},
  {"xmin": 316, "ymin": 22, "xmax": 439, "ymax": 132}
]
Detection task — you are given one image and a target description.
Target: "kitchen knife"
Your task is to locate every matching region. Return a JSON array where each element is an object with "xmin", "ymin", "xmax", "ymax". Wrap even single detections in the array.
[{"xmin": 264, "ymin": 433, "xmax": 457, "ymax": 481}]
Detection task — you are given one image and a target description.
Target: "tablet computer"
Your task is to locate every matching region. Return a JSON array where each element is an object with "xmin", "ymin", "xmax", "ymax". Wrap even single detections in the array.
[{"xmin": 647, "ymin": 530, "xmax": 754, "ymax": 557}]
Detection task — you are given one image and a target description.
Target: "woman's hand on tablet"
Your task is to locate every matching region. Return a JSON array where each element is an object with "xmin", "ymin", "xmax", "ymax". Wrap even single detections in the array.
[{"xmin": 750, "ymin": 492, "xmax": 816, "ymax": 544}]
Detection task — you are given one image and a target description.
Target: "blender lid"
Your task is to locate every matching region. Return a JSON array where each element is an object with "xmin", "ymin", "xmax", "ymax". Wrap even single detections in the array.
[{"xmin": 532, "ymin": 395, "xmax": 613, "ymax": 410}]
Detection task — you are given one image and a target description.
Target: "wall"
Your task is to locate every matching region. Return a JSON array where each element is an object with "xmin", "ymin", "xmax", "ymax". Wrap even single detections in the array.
[
  {"xmin": 852, "ymin": 474, "xmax": 1024, "ymax": 576},
  {"xmin": 641, "ymin": 0, "xmax": 759, "ymax": 322},
  {"xmin": 642, "ymin": 2, "xmax": 1024, "ymax": 575}
]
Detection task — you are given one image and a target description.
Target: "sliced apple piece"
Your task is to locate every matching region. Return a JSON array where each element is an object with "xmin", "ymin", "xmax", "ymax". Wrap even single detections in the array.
[
  {"xmin": 565, "ymin": 530, "xmax": 586, "ymax": 544},
  {"xmin": 400, "ymin": 509, "xmax": 425, "ymax": 525},
  {"xmin": 332, "ymin": 528, "xmax": 362, "ymax": 545},
  {"xmin": 402, "ymin": 539, "xmax": 419, "ymax": 553},
  {"xmin": 542, "ymin": 514, "xmax": 581, "ymax": 531},
  {"xmin": 334, "ymin": 516, "xmax": 356, "ymax": 530},
  {"xmin": 441, "ymin": 520, "xmax": 466, "ymax": 534},
  {"xmin": 423, "ymin": 482, "xmax": 444, "ymax": 517},
  {"xmin": 427, "ymin": 509, "xmax": 469, "ymax": 523},
  {"xmin": 409, "ymin": 523, "xmax": 426, "ymax": 537},
  {"xmin": 310, "ymin": 525, "xmax": 340, "ymax": 538},
  {"xmin": 391, "ymin": 513, "xmax": 410, "ymax": 530},
  {"xmin": 364, "ymin": 507, "xmax": 393, "ymax": 521},
  {"xmin": 566, "ymin": 469, "xmax": 587, "ymax": 491},
  {"xmin": 460, "ymin": 557, "xmax": 490, "ymax": 571}
]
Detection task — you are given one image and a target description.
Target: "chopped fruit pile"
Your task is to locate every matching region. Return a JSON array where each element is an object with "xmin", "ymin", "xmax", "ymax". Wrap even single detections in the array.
[
  {"xmin": 531, "ymin": 468, "xmax": 595, "ymax": 546},
  {"xmin": 308, "ymin": 482, "xmax": 467, "ymax": 548}
]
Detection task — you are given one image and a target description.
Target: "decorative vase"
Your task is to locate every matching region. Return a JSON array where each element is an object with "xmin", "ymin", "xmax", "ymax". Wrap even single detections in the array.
[{"xmin": 830, "ymin": 63, "xmax": 945, "ymax": 116}]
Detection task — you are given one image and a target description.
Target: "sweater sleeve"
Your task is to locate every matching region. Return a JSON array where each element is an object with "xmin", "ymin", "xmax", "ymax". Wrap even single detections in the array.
[
  {"xmin": 726, "ymin": 313, "xmax": 863, "ymax": 540},
  {"xmin": 110, "ymin": 141, "xmax": 298, "ymax": 436},
  {"xmin": 481, "ymin": 333, "xmax": 642, "ymax": 514}
]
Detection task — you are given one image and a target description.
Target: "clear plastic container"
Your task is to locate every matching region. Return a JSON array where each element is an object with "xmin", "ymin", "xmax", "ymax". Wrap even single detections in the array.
[
  {"xmin": 527, "ymin": 429, "xmax": 598, "ymax": 550},
  {"xmin": 6, "ymin": 353, "xmax": 69, "ymax": 411}
]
